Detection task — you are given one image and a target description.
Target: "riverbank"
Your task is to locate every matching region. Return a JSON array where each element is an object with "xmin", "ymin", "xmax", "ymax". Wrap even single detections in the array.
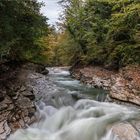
[
  {"xmin": 1, "ymin": 65, "xmax": 140, "ymax": 140},
  {"xmin": 71, "ymin": 65, "xmax": 140, "ymax": 106},
  {"xmin": 0, "ymin": 62, "xmax": 48, "ymax": 140}
]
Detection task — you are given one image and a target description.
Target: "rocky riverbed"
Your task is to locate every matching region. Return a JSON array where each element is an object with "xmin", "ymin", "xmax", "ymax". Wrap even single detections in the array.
[
  {"xmin": 0, "ymin": 62, "xmax": 48, "ymax": 140},
  {"xmin": 0, "ymin": 64, "xmax": 140, "ymax": 140},
  {"xmin": 0, "ymin": 64, "xmax": 80, "ymax": 140},
  {"xmin": 71, "ymin": 65, "xmax": 140, "ymax": 106}
]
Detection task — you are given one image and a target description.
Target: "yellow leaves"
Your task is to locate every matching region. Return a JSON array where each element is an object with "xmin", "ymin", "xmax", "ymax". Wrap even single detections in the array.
[
  {"xmin": 125, "ymin": 3, "xmax": 140, "ymax": 12},
  {"xmin": 37, "ymin": 32, "xmax": 71, "ymax": 65}
]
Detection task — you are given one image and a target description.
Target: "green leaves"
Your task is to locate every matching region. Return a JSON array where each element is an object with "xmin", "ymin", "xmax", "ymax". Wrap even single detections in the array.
[
  {"xmin": 0, "ymin": 0, "xmax": 49, "ymax": 63},
  {"xmin": 60, "ymin": 0, "xmax": 140, "ymax": 68}
]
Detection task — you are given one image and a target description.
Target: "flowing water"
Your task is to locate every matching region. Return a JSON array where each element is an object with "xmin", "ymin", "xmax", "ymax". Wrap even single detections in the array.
[{"xmin": 8, "ymin": 67, "xmax": 140, "ymax": 140}]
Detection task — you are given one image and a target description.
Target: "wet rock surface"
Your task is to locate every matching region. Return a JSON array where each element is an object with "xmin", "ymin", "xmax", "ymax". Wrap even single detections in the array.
[
  {"xmin": 112, "ymin": 122, "xmax": 140, "ymax": 140},
  {"xmin": 110, "ymin": 66, "xmax": 140, "ymax": 106},
  {"xmin": 0, "ymin": 90, "xmax": 36, "ymax": 139},
  {"xmin": 0, "ymin": 62, "xmax": 48, "ymax": 140},
  {"xmin": 71, "ymin": 65, "xmax": 140, "ymax": 106},
  {"xmin": 71, "ymin": 66, "xmax": 114, "ymax": 90}
]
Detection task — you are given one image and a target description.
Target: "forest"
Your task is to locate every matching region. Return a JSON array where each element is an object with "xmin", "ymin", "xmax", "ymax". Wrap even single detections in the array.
[
  {"xmin": 0, "ymin": 0, "xmax": 140, "ymax": 69},
  {"xmin": 0, "ymin": 0, "xmax": 49, "ymax": 64},
  {"xmin": 55, "ymin": 0, "xmax": 140, "ymax": 69}
]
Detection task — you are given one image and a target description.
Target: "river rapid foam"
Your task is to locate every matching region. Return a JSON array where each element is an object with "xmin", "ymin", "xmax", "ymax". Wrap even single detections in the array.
[
  {"xmin": 8, "ymin": 99, "xmax": 140, "ymax": 140},
  {"xmin": 8, "ymin": 67, "xmax": 140, "ymax": 140}
]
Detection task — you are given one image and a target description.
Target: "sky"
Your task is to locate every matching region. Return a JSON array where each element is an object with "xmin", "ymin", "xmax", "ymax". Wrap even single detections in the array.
[{"xmin": 38, "ymin": 0, "xmax": 62, "ymax": 25}]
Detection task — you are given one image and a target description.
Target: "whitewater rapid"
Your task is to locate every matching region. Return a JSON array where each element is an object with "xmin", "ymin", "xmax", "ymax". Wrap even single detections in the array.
[{"xmin": 8, "ymin": 68, "xmax": 140, "ymax": 140}]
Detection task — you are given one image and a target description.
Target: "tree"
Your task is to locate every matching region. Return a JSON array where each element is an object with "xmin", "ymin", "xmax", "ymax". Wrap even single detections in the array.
[
  {"xmin": 0, "ymin": 0, "xmax": 49, "ymax": 63},
  {"xmin": 59, "ymin": 0, "xmax": 140, "ymax": 68}
]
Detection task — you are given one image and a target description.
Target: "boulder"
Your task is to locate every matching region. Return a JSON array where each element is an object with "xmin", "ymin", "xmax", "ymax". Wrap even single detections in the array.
[
  {"xmin": 112, "ymin": 123, "xmax": 140, "ymax": 140},
  {"xmin": 41, "ymin": 68, "xmax": 49, "ymax": 75}
]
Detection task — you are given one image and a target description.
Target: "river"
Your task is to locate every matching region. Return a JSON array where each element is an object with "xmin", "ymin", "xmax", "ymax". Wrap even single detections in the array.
[{"xmin": 8, "ymin": 67, "xmax": 140, "ymax": 140}]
